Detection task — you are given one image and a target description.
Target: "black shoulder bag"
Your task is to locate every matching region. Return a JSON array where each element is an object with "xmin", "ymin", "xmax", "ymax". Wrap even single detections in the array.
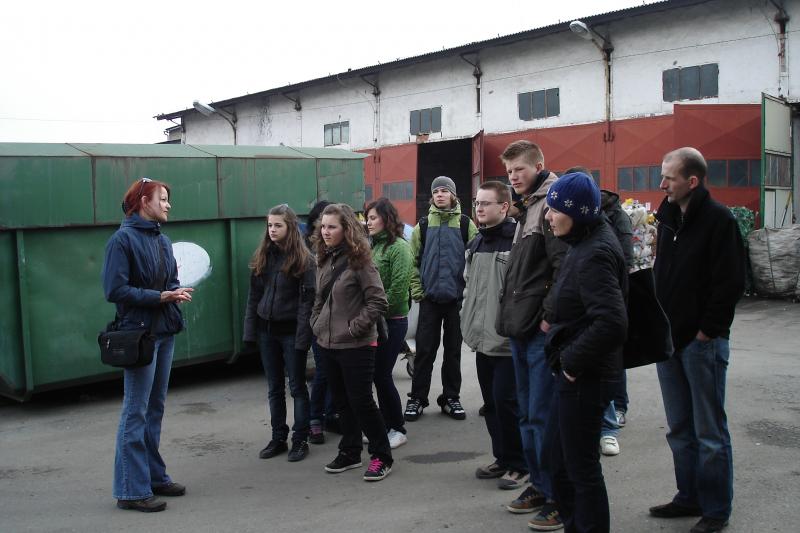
[{"xmin": 98, "ymin": 238, "xmax": 167, "ymax": 368}]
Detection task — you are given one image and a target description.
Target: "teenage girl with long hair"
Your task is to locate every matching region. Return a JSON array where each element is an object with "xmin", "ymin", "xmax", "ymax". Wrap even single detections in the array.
[
  {"xmin": 244, "ymin": 204, "xmax": 316, "ymax": 463},
  {"xmin": 310, "ymin": 203, "xmax": 393, "ymax": 481},
  {"xmin": 365, "ymin": 197, "xmax": 413, "ymax": 448}
]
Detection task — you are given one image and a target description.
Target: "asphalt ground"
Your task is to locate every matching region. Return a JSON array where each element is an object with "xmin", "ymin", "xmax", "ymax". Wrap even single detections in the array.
[{"xmin": 1, "ymin": 296, "xmax": 799, "ymax": 533}]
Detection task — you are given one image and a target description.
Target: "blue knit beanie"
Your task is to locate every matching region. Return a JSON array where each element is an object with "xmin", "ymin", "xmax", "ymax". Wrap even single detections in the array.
[{"xmin": 546, "ymin": 172, "xmax": 601, "ymax": 224}]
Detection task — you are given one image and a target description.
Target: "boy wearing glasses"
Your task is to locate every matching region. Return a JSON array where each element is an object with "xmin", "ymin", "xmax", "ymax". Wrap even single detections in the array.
[
  {"xmin": 462, "ymin": 182, "xmax": 528, "ymax": 491},
  {"xmin": 406, "ymin": 176, "xmax": 478, "ymax": 422}
]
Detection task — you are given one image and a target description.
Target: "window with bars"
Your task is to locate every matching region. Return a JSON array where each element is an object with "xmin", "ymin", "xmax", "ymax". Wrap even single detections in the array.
[
  {"xmin": 617, "ymin": 166, "xmax": 663, "ymax": 191},
  {"xmin": 707, "ymin": 159, "xmax": 763, "ymax": 187},
  {"xmin": 409, "ymin": 107, "xmax": 442, "ymax": 135},
  {"xmin": 663, "ymin": 63, "xmax": 718, "ymax": 102},
  {"xmin": 382, "ymin": 181, "xmax": 415, "ymax": 201},
  {"xmin": 619, "ymin": 160, "xmax": 761, "ymax": 191},
  {"xmin": 324, "ymin": 121, "xmax": 350, "ymax": 146},
  {"xmin": 518, "ymin": 88, "xmax": 560, "ymax": 120}
]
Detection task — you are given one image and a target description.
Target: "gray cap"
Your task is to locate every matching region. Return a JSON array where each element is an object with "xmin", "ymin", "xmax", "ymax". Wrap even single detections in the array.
[{"xmin": 431, "ymin": 175, "xmax": 457, "ymax": 197}]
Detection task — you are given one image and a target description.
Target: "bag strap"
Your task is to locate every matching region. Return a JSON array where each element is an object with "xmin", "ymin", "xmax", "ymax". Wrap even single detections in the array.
[{"xmin": 319, "ymin": 255, "xmax": 347, "ymax": 306}]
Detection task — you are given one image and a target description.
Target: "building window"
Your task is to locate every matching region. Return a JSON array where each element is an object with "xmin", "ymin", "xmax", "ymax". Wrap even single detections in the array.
[
  {"xmin": 663, "ymin": 63, "xmax": 718, "ymax": 102},
  {"xmin": 618, "ymin": 165, "xmax": 663, "ymax": 191},
  {"xmin": 410, "ymin": 107, "xmax": 441, "ymax": 135},
  {"xmin": 707, "ymin": 159, "xmax": 763, "ymax": 187},
  {"xmin": 555, "ymin": 170, "xmax": 600, "ymax": 186},
  {"xmin": 324, "ymin": 121, "xmax": 349, "ymax": 146},
  {"xmin": 365, "ymin": 184, "xmax": 373, "ymax": 201},
  {"xmin": 382, "ymin": 181, "xmax": 415, "ymax": 201},
  {"xmin": 518, "ymin": 88, "xmax": 559, "ymax": 120}
]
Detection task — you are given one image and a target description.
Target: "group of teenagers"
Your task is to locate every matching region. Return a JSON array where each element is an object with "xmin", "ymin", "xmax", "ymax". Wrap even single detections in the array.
[{"xmin": 102, "ymin": 139, "xmax": 745, "ymax": 533}]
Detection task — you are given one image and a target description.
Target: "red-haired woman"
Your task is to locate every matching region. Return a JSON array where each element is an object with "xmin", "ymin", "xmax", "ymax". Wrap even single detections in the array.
[
  {"xmin": 243, "ymin": 204, "xmax": 315, "ymax": 463},
  {"xmin": 365, "ymin": 197, "xmax": 413, "ymax": 448},
  {"xmin": 310, "ymin": 203, "xmax": 392, "ymax": 481},
  {"xmin": 102, "ymin": 178, "xmax": 194, "ymax": 512}
]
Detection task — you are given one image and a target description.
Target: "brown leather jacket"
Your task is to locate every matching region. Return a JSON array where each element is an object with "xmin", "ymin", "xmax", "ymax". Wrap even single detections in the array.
[{"xmin": 310, "ymin": 248, "xmax": 388, "ymax": 349}]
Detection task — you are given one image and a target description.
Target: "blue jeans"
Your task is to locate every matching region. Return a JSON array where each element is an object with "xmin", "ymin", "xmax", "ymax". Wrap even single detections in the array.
[
  {"xmin": 601, "ymin": 401, "xmax": 620, "ymax": 438},
  {"xmin": 259, "ymin": 330, "xmax": 310, "ymax": 443},
  {"xmin": 309, "ymin": 339, "xmax": 334, "ymax": 425},
  {"xmin": 511, "ymin": 332, "xmax": 556, "ymax": 499},
  {"xmin": 113, "ymin": 336, "xmax": 175, "ymax": 500},
  {"xmin": 656, "ymin": 337, "xmax": 733, "ymax": 520},
  {"xmin": 374, "ymin": 317, "xmax": 408, "ymax": 433}
]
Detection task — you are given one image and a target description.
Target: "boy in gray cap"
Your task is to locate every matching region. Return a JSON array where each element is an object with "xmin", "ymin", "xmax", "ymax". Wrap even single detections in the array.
[{"xmin": 405, "ymin": 176, "xmax": 477, "ymax": 422}]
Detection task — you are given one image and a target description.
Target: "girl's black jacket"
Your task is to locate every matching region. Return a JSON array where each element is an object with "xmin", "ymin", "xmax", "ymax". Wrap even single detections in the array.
[
  {"xmin": 546, "ymin": 221, "xmax": 628, "ymax": 380},
  {"xmin": 243, "ymin": 246, "xmax": 316, "ymax": 352}
]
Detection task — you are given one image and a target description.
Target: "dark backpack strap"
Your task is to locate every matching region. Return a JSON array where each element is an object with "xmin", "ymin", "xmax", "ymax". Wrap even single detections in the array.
[
  {"xmin": 459, "ymin": 214, "xmax": 470, "ymax": 245},
  {"xmin": 417, "ymin": 217, "xmax": 429, "ymax": 267}
]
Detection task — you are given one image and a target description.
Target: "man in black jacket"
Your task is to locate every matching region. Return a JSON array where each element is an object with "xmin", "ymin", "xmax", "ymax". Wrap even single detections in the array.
[{"xmin": 649, "ymin": 147, "xmax": 745, "ymax": 533}]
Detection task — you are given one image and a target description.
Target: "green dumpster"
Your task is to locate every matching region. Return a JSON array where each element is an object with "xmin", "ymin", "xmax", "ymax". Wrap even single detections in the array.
[{"xmin": 0, "ymin": 143, "xmax": 367, "ymax": 401}]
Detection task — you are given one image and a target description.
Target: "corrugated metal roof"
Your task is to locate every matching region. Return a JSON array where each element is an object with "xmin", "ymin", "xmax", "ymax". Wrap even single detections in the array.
[{"xmin": 157, "ymin": 0, "xmax": 708, "ymax": 121}]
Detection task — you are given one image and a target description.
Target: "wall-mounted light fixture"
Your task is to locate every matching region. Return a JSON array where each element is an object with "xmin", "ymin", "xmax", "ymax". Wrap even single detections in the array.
[{"xmin": 193, "ymin": 100, "xmax": 238, "ymax": 145}]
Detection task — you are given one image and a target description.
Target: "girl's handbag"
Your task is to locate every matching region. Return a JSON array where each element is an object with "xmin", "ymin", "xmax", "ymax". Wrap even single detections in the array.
[{"xmin": 98, "ymin": 322, "xmax": 156, "ymax": 368}]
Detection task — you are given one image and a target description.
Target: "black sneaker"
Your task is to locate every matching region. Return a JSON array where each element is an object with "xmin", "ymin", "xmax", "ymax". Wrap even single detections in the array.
[
  {"xmin": 507, "ymin": 485, "xmax": 546, "ymax": 514},
  {"xmin": 151, "ymin": 481, "xmax": 186, "ymax": 497},
  {"xmin": 259, "ymin": 440, "xmax": 288, "ymax": 459},
  {"xmin": 690, "ymin": 517, "xmax": 729, "ymax": 533},
  {"xmin": 324, "ymin": 453, "xmax": 362, "ymax": 473},
  {"xmin": 437, "ymin": 395, "xmax": 466, "ymax": 420},
  {"xmin": 287, "ymin": 440, "xmax": 309, "ymax": 462},
  {"xmin": 117, "ymin": 496, "xmax": 166, "ymax": 513},
  {"xmin": 528, "ymin": 501, "xmax": 563, "ymax": 531},
  {"xmin": 363, "ymin": 457, "xmax": 392, "ymax": 481},
  {"xmin": 649, "ymin": 501, "xmax": 703, "ymax": 518},
  {"xmin": 404, "ymin": 398, "xmax": 424, "ymax": 421}
]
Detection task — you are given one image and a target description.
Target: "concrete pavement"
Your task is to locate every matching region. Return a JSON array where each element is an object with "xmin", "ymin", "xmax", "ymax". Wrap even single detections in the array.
[{"xmin": 1, "ymin": 297, "xmax": 799, "ymax": 532}]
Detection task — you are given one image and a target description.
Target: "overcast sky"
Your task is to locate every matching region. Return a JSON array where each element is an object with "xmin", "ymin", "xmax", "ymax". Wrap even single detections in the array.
[{"xmin": 1, "ymin": 0, "xmax": 657, "ymax": 144}]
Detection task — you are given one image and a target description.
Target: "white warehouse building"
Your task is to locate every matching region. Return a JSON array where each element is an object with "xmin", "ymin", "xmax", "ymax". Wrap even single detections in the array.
[{"xmin": 158, "ymin": 0, "xmax": 798, "ymax": 226}]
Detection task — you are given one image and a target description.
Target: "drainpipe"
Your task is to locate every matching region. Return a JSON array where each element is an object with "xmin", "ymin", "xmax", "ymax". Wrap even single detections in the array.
[
  {"xmin": 460, "ymin": 53, "xmax": 482, "ymax": 115},
  {"xmin": 771, "ymin": 1, "xmax": 790, "ymax": 97},
  {"xmin": 602, "ymin": 42, "xmax": 614, "ymax": 142}
]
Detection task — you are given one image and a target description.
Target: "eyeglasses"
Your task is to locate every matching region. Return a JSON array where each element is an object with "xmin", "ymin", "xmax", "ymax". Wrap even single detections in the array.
[{"xmin": 472, "ymin": 200, "xmax": 505, "ymax": 208}]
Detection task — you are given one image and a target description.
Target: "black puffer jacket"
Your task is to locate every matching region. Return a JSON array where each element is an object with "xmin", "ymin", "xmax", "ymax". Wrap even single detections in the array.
[
  {"xmin": 654, "ymin": 185, "xmax": 745, "ymax": 350},
  {"xmin": 546, "ymin": 221, "xmax": 628, "ymax": 380},
  {"xmin": 242, "ymin": 247, "xmax": 316, "ymax": 352},
  {"xmin": 601, "ymin": 190, "xmax": 633, "ymax": 270}
]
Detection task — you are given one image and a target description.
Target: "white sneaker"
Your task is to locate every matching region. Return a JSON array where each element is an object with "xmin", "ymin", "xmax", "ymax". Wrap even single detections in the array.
[
  {"xmin": 600, "ymin": 436, "xmax": 620, "ymax": 456},
  {"xmin": 387, "ymin": 429, "xmax": 408, "ymax": 449},
  {"xmin": 362, "ymin": 434, "xmax": 369, "ymax": 444}
]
